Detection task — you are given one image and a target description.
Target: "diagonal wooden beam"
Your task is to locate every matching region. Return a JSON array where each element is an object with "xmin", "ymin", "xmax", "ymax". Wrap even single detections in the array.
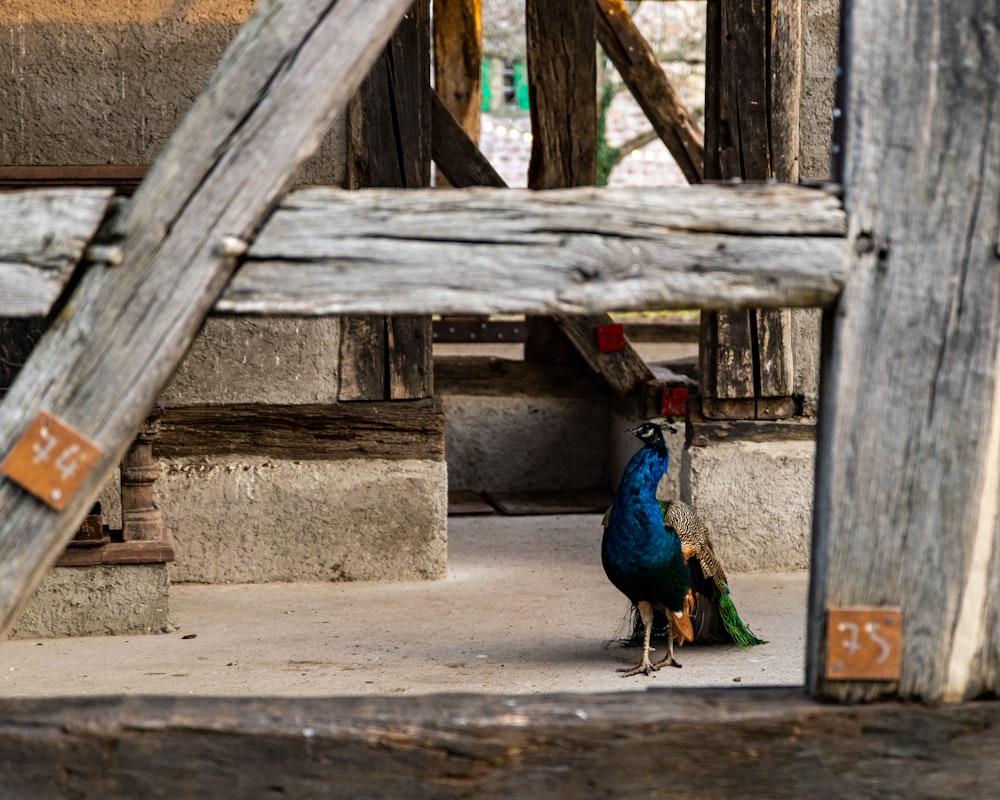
[
  {"xmin": 431, "ymin": 89, "xmax": 507, "ymax": 188},
  {"xmin": 0, "ymin": 0, "xmax": 415, "ymax": 637},
  {"xmin": 596, "ymin": 0, "xmax": 704, "ymax": 184}
]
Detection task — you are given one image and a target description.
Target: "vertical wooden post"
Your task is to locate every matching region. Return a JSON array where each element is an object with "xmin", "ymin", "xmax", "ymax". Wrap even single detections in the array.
[
  {"xmin": 432, "ymin": 0, "xmax": 482, "ymax": 147},
  {"xmin": 700, "ymin": 0, "xmax": 802, "ymax": 420},
  {"xmin": 525, "ymin": 0, "xmax": 597, "ymax": 190},
  {"xmin": 523, "ymin": 0, "xmax": 598, "ymax": 363},
  {"xmin": 0, "ymin": 319, "xmax": 46, "ymax": 401},
  {"xmin": 809, "ymin": 0, "xmax": 1000, "ymax": 703},
  {"xmin": 342, "ymin": 2, "xmax": 433, "ymax": 401}
]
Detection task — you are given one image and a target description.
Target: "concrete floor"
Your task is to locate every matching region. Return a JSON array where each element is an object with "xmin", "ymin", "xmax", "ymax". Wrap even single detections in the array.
[{"xmin": 0, "ymin": 514, "xmax": 808, "ymax": 697}]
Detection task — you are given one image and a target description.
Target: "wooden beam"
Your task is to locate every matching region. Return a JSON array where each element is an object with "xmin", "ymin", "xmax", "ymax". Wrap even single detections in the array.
[
  {"xmin": 157, "ymin": 400, "xmax": 445, "ymax": 461},
  {"xmin": 0, "ymin": 0, "xmax": 415, "ymax": 639},
  {"xmin": 2, "ymin": 689, "xmax": 1000, "ymax": 797},
  {"xmin": 595, "ymin": 0, "xmax": 704, "ymax": 184},
  {"xmin": 221, "ymin": 183, "xmax": 846, "ymax": 315},
  {"xmin": 525, "ymin": 0, "xmax": 597, "ymax": 188},
  {"xmin": 551, "ymin": 313, "xmax": 655, "ymax": 396},
  {"xmin": 700, "ymin": 0, "xmax": 803, "ymax": 420},
  {"xmin": 431, "ymin": 89, "xmax": 507, "ymax": 188},
  {"xmin": 432, "ymin": 0, "xmax": 482, "ymax": 144},
  {"xmin": 0, "ymin": 166, "xmax": 147, "ymax": 191},
  {"xmin": 809, "ymin": 0, "xmax": 1000, "ymax": 703},
  {"xmin": 344, "ymin": 3, "xmax": 433, "ymax": 401},
  {"xmin": 0, "ymin": 188, "xmax": 112, "ymax": 317}
]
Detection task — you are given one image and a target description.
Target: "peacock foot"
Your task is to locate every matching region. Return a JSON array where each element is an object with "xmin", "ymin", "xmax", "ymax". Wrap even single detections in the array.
[
  {"xmin": 651, "ymin": 655, "xmax": 682, "ymax": 670},
  {"xmin": 617, "ymin": 648, "xmax": 661, "ymax": 677}
]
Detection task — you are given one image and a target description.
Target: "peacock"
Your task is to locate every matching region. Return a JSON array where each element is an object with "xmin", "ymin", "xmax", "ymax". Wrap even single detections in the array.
[
  {"xmin": 601, "ymin": 421, "xmax": 691, "ymax": 676},
  {"xmin": 601, "ymin": 421, "xmax": 764, "ymax": 677}
]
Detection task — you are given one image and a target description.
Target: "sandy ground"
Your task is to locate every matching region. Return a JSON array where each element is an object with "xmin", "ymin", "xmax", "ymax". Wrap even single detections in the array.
[{"xmin": 0, "ymin": 514, "xmax": 807, "ymax": 698}]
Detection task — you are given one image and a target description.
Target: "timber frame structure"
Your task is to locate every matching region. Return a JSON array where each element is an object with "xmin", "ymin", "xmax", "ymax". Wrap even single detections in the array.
[{"xmin": 2, "ymin": 0, "xmax": 1000, "ymax": 794}]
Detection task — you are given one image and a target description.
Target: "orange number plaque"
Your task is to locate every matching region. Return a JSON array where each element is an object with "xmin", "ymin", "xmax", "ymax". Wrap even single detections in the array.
[
  {"xmin": 826, "ymin": 606, "xmax": 902, "ymax": 681},
  {"xmin": 1, "ymin": 411, "xmax": 103, "ymax": 511}
]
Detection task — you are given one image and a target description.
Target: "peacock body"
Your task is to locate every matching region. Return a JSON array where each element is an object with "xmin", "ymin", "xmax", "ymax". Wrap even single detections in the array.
[{"xmin": 655, "ymin": 499, "xmax": 765, "ymax": 649}]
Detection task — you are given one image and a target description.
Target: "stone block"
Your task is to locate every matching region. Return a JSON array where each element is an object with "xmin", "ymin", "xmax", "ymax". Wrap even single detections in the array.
[
  {"xmin": 681, "ymin": 439, "xmax": 814, "ymax": 572},
  {"xmin": 7, "ymin": 564, "xmax": 170, "ymax": 639},
  {"xmin": 159, "ymin": 457, "xmax": 447, "ymax": 583}
]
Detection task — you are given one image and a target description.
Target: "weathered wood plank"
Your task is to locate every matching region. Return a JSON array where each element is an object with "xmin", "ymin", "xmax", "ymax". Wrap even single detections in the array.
[
  {"xmin": 0, "ymin": 0, "xmax": 416, "ymax": 638},
  {"xmin": 434, "ymin": 356, "xmax": 610, "ymax": 399},
  {"xmin": 432, "ymin": 0, "xmax": 482, "ymax": 150},
  {"xmin": 345, "ymin": 5, "xmax": 433, "ymax": 401},
  {"xmin": 1, "ymin": 689, "xmax": 999, "ymax": 798},
  {"xmin": 157, "ymin": 400, "xmax": 445, "ymax": 461},
  {"xmin": 338, "ymin": 317, "xmax": 386, "ymax": 401},
  {"xmin": 221, "ymin": 183, "xmax": 846, "ymax": 315},
  {"xmin": 525, "ymin": 0, "xmax": 597, "ymax": 189},
  {"xmin": 595, "ymin": 0, "xmax": 704, "ymax": 183},
  {"xmin": 701, "ymin": 0, "xmax": 802, "ymax": 420},
  {"xmin": 809, "ymin": 0, "xmax": 1000, "ymax": 703},
  {"xmin": 552, "ymin": 313, "xmax": 655, "ymax": 396},
  {"xmin": 387, "ymin": 314, "xmax": 433, "ymax": 399},
  {"xmin": 0, "ymin": 188, "xmax": 113, "ymax": 317}
]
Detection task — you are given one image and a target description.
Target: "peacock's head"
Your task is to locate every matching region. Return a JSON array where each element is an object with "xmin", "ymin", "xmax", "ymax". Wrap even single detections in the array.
[{"xmin": 630, "ymin": 419, "xmax": 676, "ymax": 447}]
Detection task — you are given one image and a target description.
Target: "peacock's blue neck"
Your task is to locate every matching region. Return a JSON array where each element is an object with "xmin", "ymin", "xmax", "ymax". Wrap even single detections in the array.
[{"xmin": 613, "ymin": 443, "xmax": 669, "ymax": 516}]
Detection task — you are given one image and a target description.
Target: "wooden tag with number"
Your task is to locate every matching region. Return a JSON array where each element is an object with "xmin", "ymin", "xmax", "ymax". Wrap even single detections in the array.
[
  {"xmin": 827, "ymin": 606, "xmax": 902, "ymax": 681},
  {"xmin": 1, "ymin": 411, "xmax": 103, "ymax": 511}
]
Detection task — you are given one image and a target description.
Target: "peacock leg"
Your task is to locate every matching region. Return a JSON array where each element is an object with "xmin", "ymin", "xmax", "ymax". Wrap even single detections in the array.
[
  {"xmin": 651, "ymin": 614, "xmax": 682, "ymax": 670},
  {"xmin": 619, "ymin": 601, "xmax": 657, "ymax": 676}
]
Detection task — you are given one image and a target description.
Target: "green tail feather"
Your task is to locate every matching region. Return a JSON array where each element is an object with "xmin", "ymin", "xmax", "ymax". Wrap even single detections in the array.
[{"xmin": 719, "ymin": 589, "xmax": 766, "ymax": 647}]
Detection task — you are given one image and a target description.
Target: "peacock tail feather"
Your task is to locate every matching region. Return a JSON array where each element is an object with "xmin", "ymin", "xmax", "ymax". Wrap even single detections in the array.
[{"xmin": 718, "ymin": 587, "xmax": 766, "ymax": 648}]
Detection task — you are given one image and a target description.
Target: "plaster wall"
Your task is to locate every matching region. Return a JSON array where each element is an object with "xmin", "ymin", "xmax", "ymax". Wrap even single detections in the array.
[
  {"xmin": 0, "ymin": 0, "xmax": 345, "ymax": 184},
  {"xmin": 443, "ymin": 394, "xmax": 610, "ymax": 494}
]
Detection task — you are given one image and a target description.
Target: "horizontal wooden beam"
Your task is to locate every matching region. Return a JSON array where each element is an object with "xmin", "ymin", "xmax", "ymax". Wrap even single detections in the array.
[
  {"xmin": 0, "ymin": 165, "xmax": 148, "ymax": 191},
  {"xmin": 0, "ymin": 188, "xmax": 113, "ymax": 317},
  {"xmin": 221, "ymin": 182, "xmax": 846, "ymax": 315},
  {"xmin": 1, "ymin": 688, "xmax": 997, "ymax": 798},
  {"xmin": 157, "ymin": 400, "xmax": 445, "ymax": 461}
]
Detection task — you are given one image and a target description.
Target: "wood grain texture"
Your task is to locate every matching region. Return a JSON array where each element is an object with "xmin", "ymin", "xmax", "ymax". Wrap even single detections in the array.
[
  {"xmin": 157, "ymin": 400, "xmax": 445, "ymax": 461},
  {"xmin": 434, "ymin": 355, "xmax": 610, "ymax": 398},
  {"xmin": 432, "ymin": 0, "xmax": 482, "ymax": 145},
  {"xmin": 595, "ymin": 0, "xmax": 704, "ymax": 183},
  {"xmin": 338, "ymin": 317, "xmax": 386, "ymax": 401},
  {"xmin": 431, "ymin": 90, "xmax": 507, "ymax": 188},
  {"xmin": 809, "ymin": 0, "xmax": 1000, "ymax": 703},
  {"xmin": 345, "ymin": 5, "xmax": 433, "ymax": 400},
  {"xmin": 0, "ymin": 0, "xmax": 415, "ymax": 638},
  {"xmin": 526, "ymin": 0, "xmax": 597, "ymax": 189},
  {"xmin": 701, "ymin": 0, "xmax": 801, "ymax": 419},
  {"xmin": 2, "ymin": 689, "xmax": 999, "ymax": 798},
  {"xmin": 552, "ymin": 313, "xmax": 655, "ymax": 396},
  {"xmin": 224, "ymin": 183, "xmax": 846, "ymax": 315},
  {"xmin": 0, "ymin": 188, "xmax": 112, "ymax": 317}
]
